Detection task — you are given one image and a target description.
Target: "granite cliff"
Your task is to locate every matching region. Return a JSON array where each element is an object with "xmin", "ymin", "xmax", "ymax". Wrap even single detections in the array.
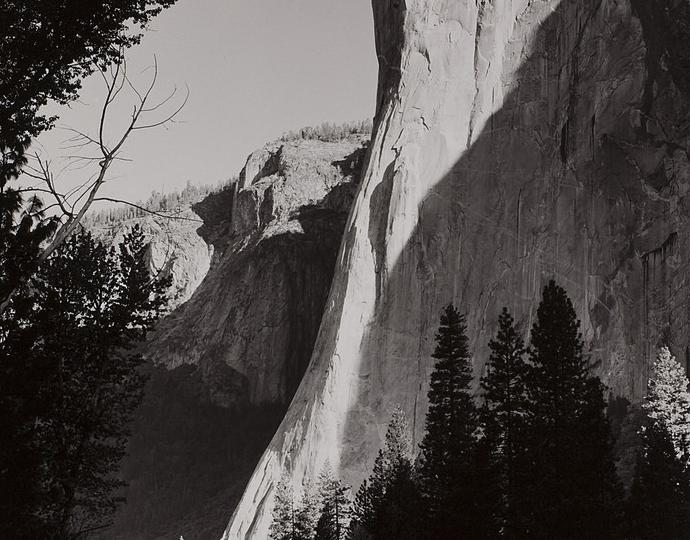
[
  {"xmin": 225, "ymin": 1, "xmax": 690, "ymax": 538},
  {"xmin": 100, "ymin": 135, "xmax": 368, "ymax": 540}
]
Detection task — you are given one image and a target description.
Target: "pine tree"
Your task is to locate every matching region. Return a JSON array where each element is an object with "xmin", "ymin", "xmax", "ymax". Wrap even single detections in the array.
[
  {"xmin": 522, "ymin": 280, "xmax": 621, "ymax": 539},
  {"xmin": 0, "ymin": 226, "xmax": 169, "ymax": 538},
  {"xmin": 625, "ymin": 346, "xmax": 690, "ymax": 539},
  {"xmin": 479, "ymin": 307, "xmax": 530, "ymax": 537},
  {"xmin": 270, "ymin": 475, "xmax": 296, "ymax": 540},
  {"xmin": 644, "ymin": 347, "xmax": 690, "ymax": 460},
  {"xmin": 417, "ymin": 304, "xmax": 484, "ymax": 538},
  {"xmin": 315, "ymin": 463, "xmax": 350, "ymax": 540},
  {"xmin": 294, "ymin": 481, "xmax": 319, "ymax": 540},
  {"xmin": 350, "ymin": 406, "xmax": 420, "ymax": 539},
  {"xmin": 626, "ymin": 420, "xmax": 690, "ymax": 539}
]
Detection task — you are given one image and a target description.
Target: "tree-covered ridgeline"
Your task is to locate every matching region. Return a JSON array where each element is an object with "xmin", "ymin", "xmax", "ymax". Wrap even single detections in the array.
[{"xmin": 270, "ymin": 280, "xmax": 690, "ymax": 539}]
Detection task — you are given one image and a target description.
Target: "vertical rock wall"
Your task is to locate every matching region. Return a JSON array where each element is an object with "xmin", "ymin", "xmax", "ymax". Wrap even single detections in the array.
[{"xmin": 225, "ymin": 1, "xmax": 690, "ymax": 538}]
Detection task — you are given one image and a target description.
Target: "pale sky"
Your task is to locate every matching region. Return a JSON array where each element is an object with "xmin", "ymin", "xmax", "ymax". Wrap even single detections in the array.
[{"xmin": 30, "ymin": 0, "xmax": 377, "ymax": 205}]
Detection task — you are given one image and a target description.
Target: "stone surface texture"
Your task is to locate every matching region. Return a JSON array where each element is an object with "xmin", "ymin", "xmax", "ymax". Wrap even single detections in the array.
[
  {"xmin": 224, "ymin": 1, "xmax": 690, "ymax": 538},
  {"xmin": 145, "ymin": 137, "xmax": 368, "ymax": 406},
  {"xmin": 93, "ymin": 210, "xmax": 212, "ymax": 311}
]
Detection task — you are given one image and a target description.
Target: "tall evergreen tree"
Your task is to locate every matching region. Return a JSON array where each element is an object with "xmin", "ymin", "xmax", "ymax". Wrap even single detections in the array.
[
  {"xmin": 643, "ymin": 347, "xmax": 690, "ymax": 460},
  {"xmin": 625, "ymin": 346, "xmax": 690, "ymax": 539},
  {"xmin": 350, "ymin": 406, "xmax": 420, "ymax": 539},
  {"xmin": 270, "ymin": 475, "xmax": 296, "ymax": 540},
  {"xmin": 315, "ymin": 463, "xmax": 350, "ymax": 540},
  {"xmin": 0, "ymin": 226, "xmax": 169, "ymax": 538},
  {"xmin": 480, "ymin": 307, "xmax": 530, "ymax": 537},
  {"xmin": 522, "ymin": 280, "xmax": 621, "ymax": 539},
  {"xmin": 417, "ymin": 304, "xmax": 485, "ymax": 538},
  {"xmin": 626, "ymin": 420, "xmax": 690, "ymax": 539},
  {"xmin": 294, "ymin": 481, "xmax": 319, "ymax": 540},
  {"xmin": 270, "ymin": 475, "xmax": 320, "ymax": 540}
]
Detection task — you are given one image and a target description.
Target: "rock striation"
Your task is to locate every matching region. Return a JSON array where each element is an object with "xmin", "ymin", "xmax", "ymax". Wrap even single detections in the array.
[{"xmin": 225, "ymin": 1, "xmax": 690, "ymax": 538}]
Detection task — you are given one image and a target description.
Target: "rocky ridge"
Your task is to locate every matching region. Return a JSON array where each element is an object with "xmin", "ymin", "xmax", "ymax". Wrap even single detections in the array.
[
  {"xmin": 146, "ymin": 136, "xmax": 368, "ymax": 406},
  {"xmin": 101, "ymin": 134, "xmax": 368, "ymax": 540}
]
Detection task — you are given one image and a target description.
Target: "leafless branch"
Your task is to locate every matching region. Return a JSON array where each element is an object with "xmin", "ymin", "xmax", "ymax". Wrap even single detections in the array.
[{"xmin": 1, "ymin": 51, "xmax": 189, "ymax": 315}]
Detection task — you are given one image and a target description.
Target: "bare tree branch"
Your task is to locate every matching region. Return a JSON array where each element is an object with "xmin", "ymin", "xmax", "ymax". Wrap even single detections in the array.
[{"xmin": 2, "ymin": 51, "xmax": 189, "ymax": 315}]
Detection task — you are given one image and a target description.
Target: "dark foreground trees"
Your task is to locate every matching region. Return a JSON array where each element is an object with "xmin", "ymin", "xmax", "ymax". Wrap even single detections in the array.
[
  {"xmin": 314, "ymin": 463, "xmax": 350, "ymax": 540},
  {"xmin": 350, "ymin": 407, "xmax": 418, "ymax": 540},
  {"xmin": 271, "ymin": 280, "xmax": 690, "ymax": 539},
  {"xmin": 1, "ymin": 4, "xmax": 181, "ymax": 535},
  {"xmin": 0, "ymin": 226, "xmax": 169, "ymax": 539},
  {"xmin": 520, "ymin": 280, "xmax": 622, "ymax": 538},
  {"xmin": 416, "ymin": 304, "xmax": 491, "ymax": 538},
  {"xmin": 627, "ymin": 420, "xmax": 690, "ymax": 539},
  {"xmin": 479, "ymin": 307, "xmax": 530, "ymax": 537},
  {"xmin": 1, "ymin": 0, "xmax": 177, "ymax": 164}
]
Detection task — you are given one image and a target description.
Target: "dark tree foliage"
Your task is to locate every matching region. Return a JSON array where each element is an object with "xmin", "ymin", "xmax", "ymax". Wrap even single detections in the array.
[
  {"xmin": 522, "ymin": 280, "xmax": 622, "ymax": 539},
  {"xmin": 0, "ymin": 225, "xmax": 169, "ymax": 539},
  {"xmin": 479, "ymin": 307, "xmax": 530, "ymax": 538},
  {"xmin": 0, "ymin": 0, "xmax": 176, "ymax": 151},
  {"xmin": 417, "ymin": 304, "xmax": 486, "ymax": 538},
  {"xmin": 0, "ymin": 194, "xmax": 57, "ymax": 309},
  {"xmin": 350, "ymin": 407, "xmax": 420, "ymax": 540},
  {"xmin": 626, "ymin": 420, "xmax": 690, "ymax": 540}
]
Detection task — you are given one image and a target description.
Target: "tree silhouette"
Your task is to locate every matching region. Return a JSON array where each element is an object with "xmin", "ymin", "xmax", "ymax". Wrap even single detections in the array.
[
  {"xmin": 315, "ymin": 463, "xmax": 350, "ymax": 540},
  {"xmin": 270, "ymin": 475, "xmax": 296, "ymax": 540},
  {"xmin": 522, "ymin": 280, "xmax": 622, "ymax": 538},
  {"xmin": 626, "ymin": 419, "xmax": 690, "ymax": 539},
  {"xmin": 350, "ymin": 406, "xmax": 419, "ymax": 539},
  {"xmin": 417, "ymin": 304, "xmax": 485, "ymax": 538},
  {"xmin": 479, "ymin": 307, "xmax": 530, "ymax": 537},
  {"xmin": 625, "ymin": 346, "xmax": 690, "ymax": 539},
  {"xmin": 0, "ymin": 226, "xmax": 169, "ymax": 538}
]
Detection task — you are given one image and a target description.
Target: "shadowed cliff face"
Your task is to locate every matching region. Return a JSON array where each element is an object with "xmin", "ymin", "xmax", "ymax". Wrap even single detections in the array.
[
  {"xmin": 225, "ymin": 1, "xmax": 690, "ymax": 538},
  {"xmin": 146, "ymin": 137, "xmax": 369, "ymax": 406}
]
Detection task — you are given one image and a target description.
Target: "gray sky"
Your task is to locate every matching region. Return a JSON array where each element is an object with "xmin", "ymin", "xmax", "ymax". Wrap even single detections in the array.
[{"xmin": 31, "ymin": 0, "xmax": 377, "ymax": 205}]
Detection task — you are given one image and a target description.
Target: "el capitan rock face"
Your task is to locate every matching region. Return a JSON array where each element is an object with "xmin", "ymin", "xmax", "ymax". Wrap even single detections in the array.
[{"xmin": 225, "ymin": 1, "xmax": 690, "ymax": 538}]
